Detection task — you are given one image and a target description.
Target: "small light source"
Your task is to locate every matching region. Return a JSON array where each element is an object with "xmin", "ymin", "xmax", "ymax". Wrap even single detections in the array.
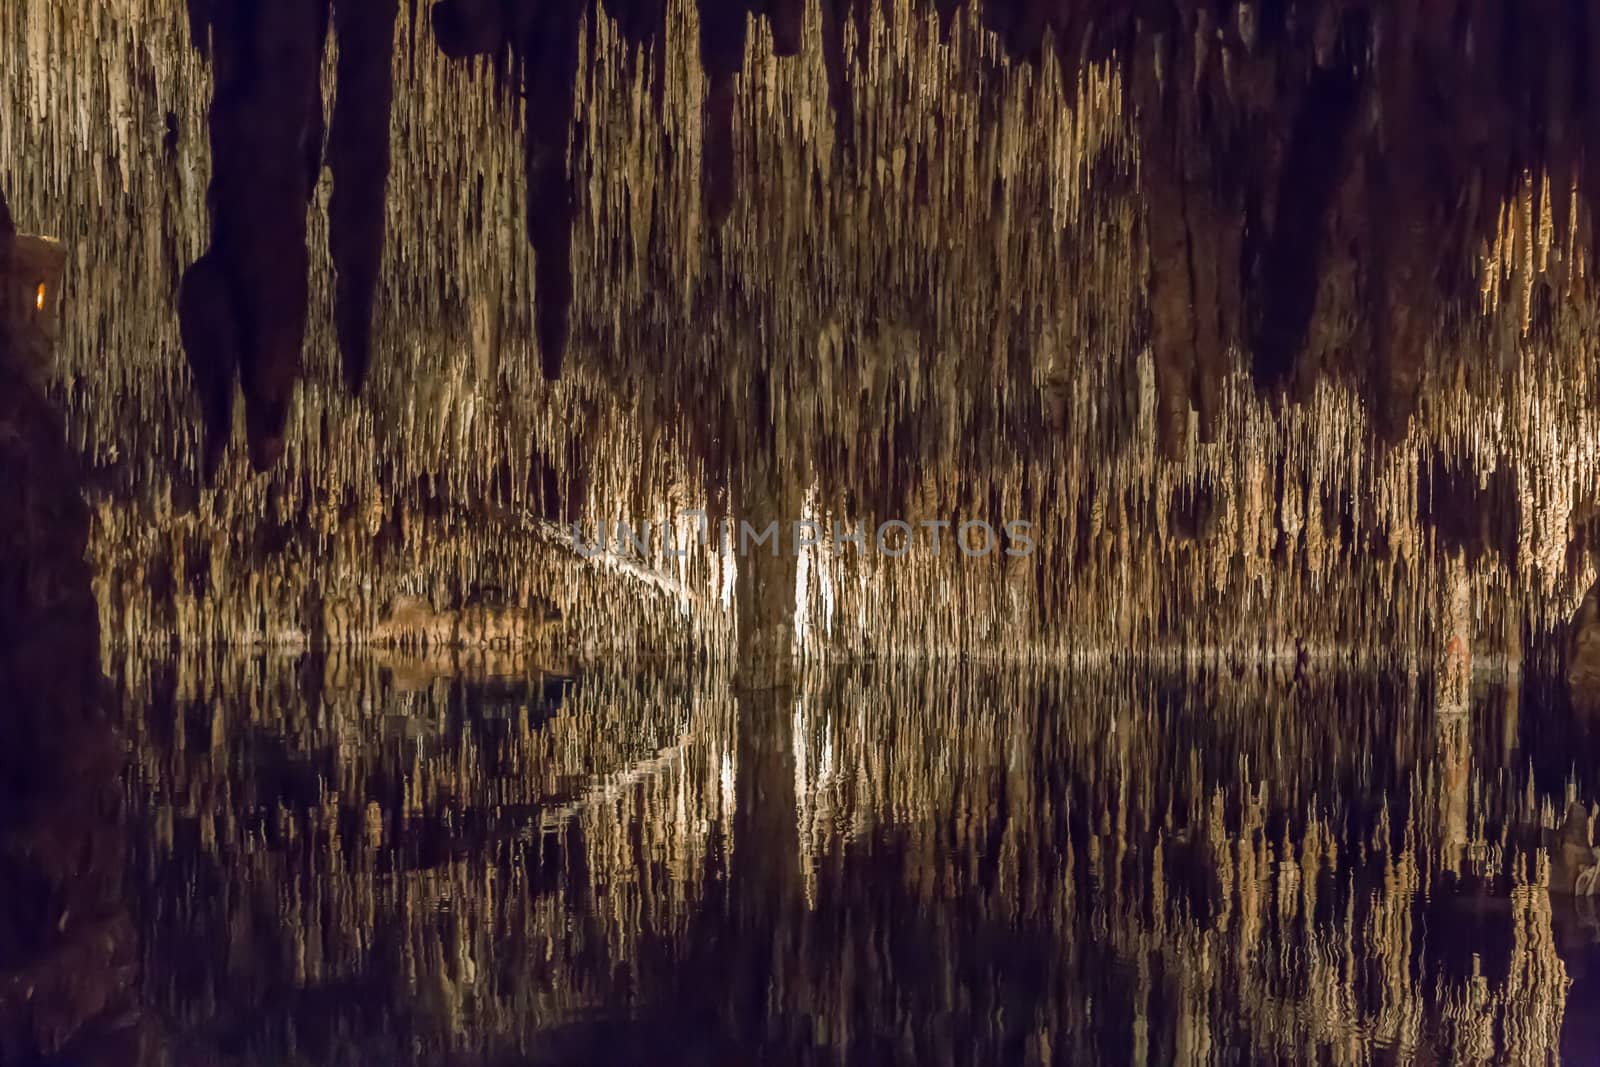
[{"xmin": 35, "ymin": 283, "xmax": 45, "ymax": 311}]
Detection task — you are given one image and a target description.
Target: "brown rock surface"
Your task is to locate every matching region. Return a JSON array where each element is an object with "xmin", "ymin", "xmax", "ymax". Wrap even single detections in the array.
[
  {"xmin": 0, "ymin": 200, "xmax": 138, "ymax": 1065},
  {"xmin": 1568, "ymin": 579, "xmax": 1600, "ymax": 709}
]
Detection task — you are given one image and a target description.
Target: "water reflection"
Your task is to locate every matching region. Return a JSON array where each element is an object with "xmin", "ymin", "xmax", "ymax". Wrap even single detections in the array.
[{"xmin": 103, "ymin": 652, "xmax": 1600, "ymax": 1064}]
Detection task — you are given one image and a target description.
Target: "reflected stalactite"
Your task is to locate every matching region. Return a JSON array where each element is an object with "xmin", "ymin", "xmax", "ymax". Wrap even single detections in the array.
[
  {"xmin": 722, "ymin": 687, "xmax": 802, "ymax": 1047},
  {"xmin": 101, "ymin": 651, "xmax": 1600, "ymax": 1063}
]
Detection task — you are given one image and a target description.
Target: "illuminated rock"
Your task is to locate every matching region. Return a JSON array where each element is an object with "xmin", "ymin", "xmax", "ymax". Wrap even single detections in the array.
[
  {"xmin": 1566, "ymin": 580, "xmax": 1600, "ymax": 709},
  {"xmin": 0, "ymin": 224, "xmax": 65, "ymax": 386}
]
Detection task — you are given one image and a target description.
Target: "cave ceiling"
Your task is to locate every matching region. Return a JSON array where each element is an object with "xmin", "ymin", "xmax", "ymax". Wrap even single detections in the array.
[{"xmin": 6, "ymin": 0, "xmax": 1600, "ymax": 656}]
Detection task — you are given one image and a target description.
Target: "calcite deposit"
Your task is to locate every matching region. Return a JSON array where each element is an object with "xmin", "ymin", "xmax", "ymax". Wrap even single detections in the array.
[
  {"xmin": 9, "ymin": 0, "xmax": 1600, "ymax": 676},
  {"xmin": 9, "ymin": 4, "xmax": 1600, "ymax": 1062}
]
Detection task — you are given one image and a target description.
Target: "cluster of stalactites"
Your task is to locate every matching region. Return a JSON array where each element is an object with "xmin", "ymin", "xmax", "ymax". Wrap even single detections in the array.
[{"xmin": 16, "ymin": 0, "xmax": 1600, "ymax": 664}]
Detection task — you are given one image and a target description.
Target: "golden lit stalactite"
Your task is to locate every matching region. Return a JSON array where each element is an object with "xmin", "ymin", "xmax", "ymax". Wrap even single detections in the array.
[{"xmin": 26, "ymin": 0, "xmax": 1600, "ymax": 667}]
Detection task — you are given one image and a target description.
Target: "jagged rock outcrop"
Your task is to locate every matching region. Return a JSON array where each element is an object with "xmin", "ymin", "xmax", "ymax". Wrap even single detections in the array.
[
  {"xmin": 0, "ymin": 198, "xmax": 137, "ymax": 1065},
  {"xmin": 1567, "ymin": 579, "xmax": 1600, "ymax": 709},
  {"xmin": 322, "ymin": 590, "xmax": 565, "ymax": 650},
  {"xmin": 0, "ymin": 210, "xmax": 64, "ymax": 386},
  {"xmin": 375, "ymin": 591, "xmax": 563, "ymax": 648},
  {"xmin": 1550, "ymin": 803, "xmax": 1600, "ymax": 897}
]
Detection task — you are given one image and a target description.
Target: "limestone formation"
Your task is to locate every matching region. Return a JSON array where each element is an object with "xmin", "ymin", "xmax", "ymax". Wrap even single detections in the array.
[
  {"xmin": 11, "ymin": 2, "xmax": 1600, "ymax": 1062},
  {"xmin": 0, "ymin": 198, "xmax": 137, "ymax": 1066},
  {"xmin": 1568, "ymin": 580, "xmax": 1600, "ymax": 705},
  {"xmin": 367, "ymin": 590, "xmax": 564, "ymax": 649},
  {"xmin": 327, "ymin": 0, "xmax": 399, "ymax": 395},
  {"xmin": 0, "ymin": 224, "xmax": 65, "ymax": 387},
  {"xmin": 13, "ymin": 0, "xmax": 1600, "ymax": 678}
]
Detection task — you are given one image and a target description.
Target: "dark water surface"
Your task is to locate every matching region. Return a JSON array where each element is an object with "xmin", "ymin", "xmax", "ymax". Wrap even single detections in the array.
[{"xmin": 103, "ymin": 653, "xmax": 1600, "ymax": 1065}]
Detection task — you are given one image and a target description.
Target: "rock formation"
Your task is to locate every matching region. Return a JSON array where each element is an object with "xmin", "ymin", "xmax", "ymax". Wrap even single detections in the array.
[
  {"xmin": 0, "ymin": 195, "xmax": 138, "ymax": 1065},
  {"xmin": 160, "ymin": 0, "xmax": 1600, "ymax": 483},
  {"xmin": 1567, "ymin": 579, "xmax": 1600, "ymax": 709},
  {"xmin": 10, "ymin": 2, "xmax": 1600, "ymax": 1063},
  {"xmin": 13, "ymin": 0, "xmax": 1600, "ymax": 682},
  {"xmin": 180, "ymin": 0, "xmax": 399, "ymax": 476}
]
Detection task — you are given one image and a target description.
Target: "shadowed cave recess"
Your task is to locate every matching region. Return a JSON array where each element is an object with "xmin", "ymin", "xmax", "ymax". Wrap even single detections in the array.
[{"xmin": 8, "ymin": 0, "xmax": 1600, "ymax": 1063}]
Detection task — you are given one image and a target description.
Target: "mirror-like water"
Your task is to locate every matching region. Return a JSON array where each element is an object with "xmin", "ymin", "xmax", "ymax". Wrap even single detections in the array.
[{"xmin": 78, "ymin": 653, "xmax": 1600, "ymax": 1064}]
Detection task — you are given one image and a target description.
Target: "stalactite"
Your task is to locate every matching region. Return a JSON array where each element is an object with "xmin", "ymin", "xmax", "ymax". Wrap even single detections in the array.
[
  {"xmin": 15, "ymin": 0, "xmax": 1600, "ymax": 668},
  {"xmin": 327, "ymin": 0, "xmax": 400, "ymax": 394}
]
